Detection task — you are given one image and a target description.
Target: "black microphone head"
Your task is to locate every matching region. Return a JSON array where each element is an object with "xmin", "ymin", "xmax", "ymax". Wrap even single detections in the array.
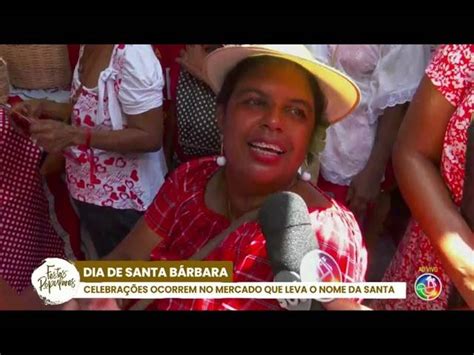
[{"xmin": 258, "ymin": 191, "xmax": 317, "ymax": 275}]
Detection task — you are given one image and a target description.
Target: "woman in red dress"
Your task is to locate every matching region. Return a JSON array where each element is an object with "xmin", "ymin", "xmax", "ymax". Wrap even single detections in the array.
[
  {"xmin": 106, "ymin": 45, "xmax": 369, "ymax": 311},
  {"xmin": 373, "ymin": 44, "xmax": 474, "ymax": 310}
]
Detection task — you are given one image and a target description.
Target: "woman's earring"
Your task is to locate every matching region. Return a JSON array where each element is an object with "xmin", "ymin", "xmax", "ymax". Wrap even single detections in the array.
[
  {"xmin": 216, "ymin": 138, "xmax": 226, "ymax": 167},
  {"xmin": 300, "ymin": 171, "xmax": 312, "ymax": 181},
  {"xmin": 298, "ymin": 159, "xmax": 312, "ymax": 182}
]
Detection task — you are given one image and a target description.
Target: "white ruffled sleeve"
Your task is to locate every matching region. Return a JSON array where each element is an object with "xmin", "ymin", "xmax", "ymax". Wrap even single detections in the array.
[
  {"xmin": 369, "ymin": 45, "xmax": 431, "ymax": 119},
  {"xmin": 118, "ymin": 45, "xmax": 164, "ymax": 115}
]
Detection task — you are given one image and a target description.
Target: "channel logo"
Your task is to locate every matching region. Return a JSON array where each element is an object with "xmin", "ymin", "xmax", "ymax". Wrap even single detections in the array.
[{"xmin": 414, "ymin": 273, "xmax": 442, "ymax": 301}]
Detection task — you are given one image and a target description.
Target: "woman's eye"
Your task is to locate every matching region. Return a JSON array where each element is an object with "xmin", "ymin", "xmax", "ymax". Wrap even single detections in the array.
[
  {"xmin": 287, "ymin": 107, "xmax": 306, "ymax": 118},
  {"xmin": 245, "ymin": 98, "xmax": 265, "ymax": 107}
]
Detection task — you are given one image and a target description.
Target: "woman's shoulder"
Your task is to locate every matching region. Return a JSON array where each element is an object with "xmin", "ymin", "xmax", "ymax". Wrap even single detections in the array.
[
  {"xmin": 121, "ymin": 45, "xmax": 156, "ymax": 59},
  {"xmin": 145, "ymin": 157, "xmax": 220, "ymax": 228},
  {"xmin": 426, "ymin": 44, "xmax": 473, "ymax": 106},
  {"xmin": 167, "ymin": 156, "xmax": 220, "ymax": 193},
  {"xmin": 301, "ymin": 183, "xmax": 366, "ymax": 282},
  {"xmin": 309, "ymin": 197, "xmax": 359, "ymax": 231},
  {"xmin": 295, "ymin": 180, "xmax": 338, "ymax": 213},
  {"xmin": 117, "ymin": 45, "xmax": 162, "ymax": 73},
  {"xmin": 302, "ymin": 183, "xmax": 362, "ymax": 242}
]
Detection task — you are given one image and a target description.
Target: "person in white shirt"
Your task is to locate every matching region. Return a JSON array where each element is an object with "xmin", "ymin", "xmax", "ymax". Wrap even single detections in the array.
[
  {"xmin": 13, "ymin": 44, "xmax": 167, "ymax": 257},
  {"xmin": 306, "ymin": 45, "xmax": 431, "ymax": 232}
]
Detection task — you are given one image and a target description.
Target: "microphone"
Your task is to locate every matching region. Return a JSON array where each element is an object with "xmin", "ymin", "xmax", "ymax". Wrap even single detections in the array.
[{"xmin": 259, "ymin": 191, "xmax": 323, "ymax": 310}]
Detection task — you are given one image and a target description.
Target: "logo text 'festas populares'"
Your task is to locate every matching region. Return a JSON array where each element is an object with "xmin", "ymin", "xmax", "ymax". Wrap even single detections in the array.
[{"xmin": 31, "ymin": 258, "xmax": 80, "ymax": 305}]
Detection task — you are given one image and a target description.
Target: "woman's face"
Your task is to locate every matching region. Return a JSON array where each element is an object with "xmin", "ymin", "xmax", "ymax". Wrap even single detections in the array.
[{"xmin": 219, "ymin": 60, "xmax": 317, "ymax": 189}]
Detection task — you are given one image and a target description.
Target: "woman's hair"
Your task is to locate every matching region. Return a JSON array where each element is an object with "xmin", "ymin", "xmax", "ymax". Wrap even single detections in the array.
[{"xmin": 216, "ymin": 55, "xmax": 329, "ymax": 169}]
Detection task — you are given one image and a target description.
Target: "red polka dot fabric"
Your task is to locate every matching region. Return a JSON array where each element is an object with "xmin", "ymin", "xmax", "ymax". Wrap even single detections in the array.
[{"xmin": 0, "ymin": 107, "xmax": 64, "ymax": 292}]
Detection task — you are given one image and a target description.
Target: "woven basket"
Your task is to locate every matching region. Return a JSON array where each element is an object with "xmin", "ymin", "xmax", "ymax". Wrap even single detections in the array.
[
  {"xmin": 0, "ymin": 57, "xmax": 9, "ymax": 104},
  {"xmin": 0, "ymin": 45, "xmax": 71, "ymax": 90}
]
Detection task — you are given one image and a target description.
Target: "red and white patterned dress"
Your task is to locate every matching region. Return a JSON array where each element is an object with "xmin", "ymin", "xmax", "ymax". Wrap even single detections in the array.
[
  {"xmin": 0, "ymin": 107, "xmax": 64, "ymax": 292},
  {"xmin": 66, "ymin": 45, "xmax": 167, "ymax": 211},
  {"xmin": 374, "ymin": 45, "xmax": 474, "ymax": 310},
  {"xmin": 143, "ymin": 157, "xmax": 368, "ymax": 310}
]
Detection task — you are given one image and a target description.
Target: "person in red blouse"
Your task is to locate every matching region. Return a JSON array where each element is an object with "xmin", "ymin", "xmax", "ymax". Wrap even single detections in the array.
[{"xmin": 105, "ymin": 45, "xmax": 369, "ymax": 311}]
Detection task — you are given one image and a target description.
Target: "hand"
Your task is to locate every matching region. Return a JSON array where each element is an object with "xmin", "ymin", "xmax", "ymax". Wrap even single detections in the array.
[
  {"xmin": 30, "ymin": 119, "xmax": 82, "ymax": 153},
  {"xmin": 176, "ymin": 45, "xmax": 209, "ymax": 83},
  {"xmin": 346, "ymin": 166, "xmax": 383, "ymax": 222},
  {"xmin": 11, "ymin": 99, "xmax": 45, "ymax": 119}
]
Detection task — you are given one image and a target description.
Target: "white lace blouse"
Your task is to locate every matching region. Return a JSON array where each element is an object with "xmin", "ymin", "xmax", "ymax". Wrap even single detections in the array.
[{"xmin": 307, "ymin": 45, "xmax": 432, "ymax": 186}]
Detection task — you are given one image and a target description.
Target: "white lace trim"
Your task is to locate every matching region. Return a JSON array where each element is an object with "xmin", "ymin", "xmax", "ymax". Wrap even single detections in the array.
[{"xmin": 371, "ymin": 87, "xmax": 417, "ymax": 118}]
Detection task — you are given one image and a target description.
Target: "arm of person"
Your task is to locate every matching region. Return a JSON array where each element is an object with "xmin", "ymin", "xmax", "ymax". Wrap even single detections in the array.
[
  {"xmin": 29, "ymin": 107, "xmax": 164, "ymax": 154},
  {"xmin": 370, "ymin": 103, "xmax": 408, "ymax": 175},
  {"xmin": 78, "ymin": 108, "xmax": 164, "ymax": 153},
  {"xmin": 163, "ymin": 101, "xmax": 177, "ymax": 170},
  {"xmin": 38, "ymin": 100, "xmax": 73, "ymax": 122},
  {"xmin": 80, "ymin": 44, "xmax": 166, "ymax": 154},
  {"xmin": 12, "ymin": 99, "xmax": 72, "ymax": 123},
  {"xmin": 30, "ymin": 45, "xmax": 165, "ymax": 155},
  {"xmin": 393, "ymin": 76, "xmax": 474, "ymax": 309},
  {"xmin": 347, "ymin": 103, "xmax": 407, "ymax": 218},
  {"xmin": 347, "ymin": 45, "xmax": 428, "ymax": 220}
]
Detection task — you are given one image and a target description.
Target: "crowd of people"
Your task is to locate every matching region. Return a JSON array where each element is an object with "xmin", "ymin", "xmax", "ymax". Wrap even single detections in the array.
[{"xmin": 0, "ymin": 44, "xmax": 472, "ymax": 310}]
